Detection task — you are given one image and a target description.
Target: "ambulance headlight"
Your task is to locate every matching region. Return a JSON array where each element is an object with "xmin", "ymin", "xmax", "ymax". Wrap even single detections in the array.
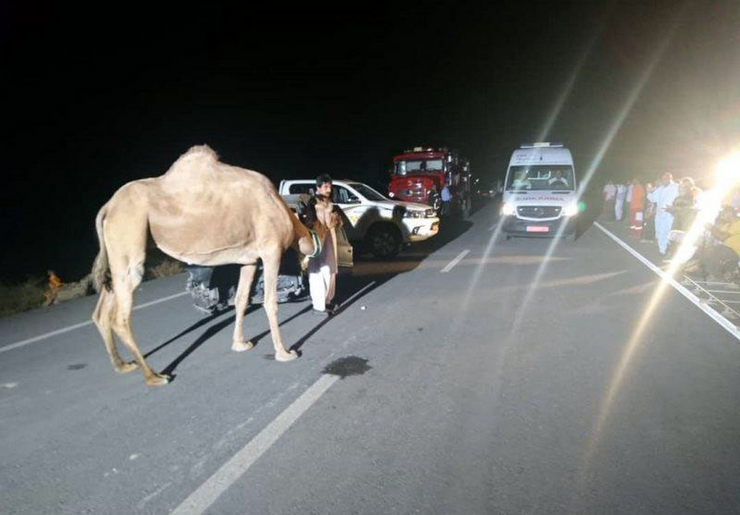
[
  {"xmin": 562, "ymin": 203, "xmax": 579, "ymax": 217},
  {"xmin": 501, "ymin": 202, "xmax": 516, "ymax": 216}
]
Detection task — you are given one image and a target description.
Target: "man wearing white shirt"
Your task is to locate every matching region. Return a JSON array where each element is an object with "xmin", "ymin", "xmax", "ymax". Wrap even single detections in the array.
[
  {"xmin": 615, "ymin": 183, "xmax": 628, "ymax": 221},
  {"xmin": 603, "ymin": 181, "xmax": 616, "ymax": 219},
  {"xmin": 647, "ymin": 172, "xmax": 680, "ymax": 255}
]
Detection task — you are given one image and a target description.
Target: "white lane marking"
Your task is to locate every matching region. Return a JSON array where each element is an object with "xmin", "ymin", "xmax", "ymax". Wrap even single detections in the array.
[
  {"xmin": 595, "ymin": 222, "xmax": 740, "ymax": 341},
  {"xmin": 488, "ymin": 224, "xmax": 497, "ymax": 231},
  {"xmin": 171, "ymin": 374, "xmax": 339, "ymax": 515},
  {"xmin": 132, "ymin": 291, "xmax": 189, "ymax": 311},
  {"xmin": 0, "ymin": 291, "xmax": 189, "ymax": 354},
  {"xmin": 441, "ymin": 250, "xmax": 470, "ymax": 273}
]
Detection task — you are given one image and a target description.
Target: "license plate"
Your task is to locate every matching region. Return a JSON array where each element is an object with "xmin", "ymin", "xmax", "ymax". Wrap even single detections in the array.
[{"xmin": 526, "ymin": 226, "xmax": 550, "ymax": 233}]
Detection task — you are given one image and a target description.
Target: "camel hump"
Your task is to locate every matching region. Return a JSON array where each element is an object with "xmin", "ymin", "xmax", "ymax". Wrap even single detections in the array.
[{"xmin": 165, "ymin": 145, "xmax": 219, "ymax": 172}]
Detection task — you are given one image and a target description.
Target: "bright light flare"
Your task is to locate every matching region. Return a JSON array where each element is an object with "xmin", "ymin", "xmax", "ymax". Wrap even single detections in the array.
[
  {"xmin": 716, "ymin": 151, "xmax": 740, "ymax": 187},
  {"xmin": 580, "ymin": 149, "xmax": 740, "ymax": 486}
]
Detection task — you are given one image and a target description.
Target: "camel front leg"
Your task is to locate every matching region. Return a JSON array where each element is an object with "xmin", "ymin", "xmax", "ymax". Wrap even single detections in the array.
[
  {"xmin": 262, "ymin": 251, "xmax": 298, "ymax": 362},
  {"xmin": 232, "ymin": 264, "xmax": 258, "ymax": 352}
]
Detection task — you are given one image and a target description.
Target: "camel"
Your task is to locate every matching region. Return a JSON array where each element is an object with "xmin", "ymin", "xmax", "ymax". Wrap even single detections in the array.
[{"xmin": 91, "ymin": 145, "xmax": 325, "ymax": 386}]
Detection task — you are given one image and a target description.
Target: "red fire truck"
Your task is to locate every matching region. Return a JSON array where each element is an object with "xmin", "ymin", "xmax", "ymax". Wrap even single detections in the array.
[{"xmin": 387, "ymin": 146, "xmax": 472, "ymax": 217}]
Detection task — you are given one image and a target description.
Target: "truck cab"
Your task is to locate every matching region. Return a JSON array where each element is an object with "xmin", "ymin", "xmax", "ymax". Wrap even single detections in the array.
[
  {"xmin": 388, "ymin": 147, "xmax": 472, "ymax": 218},
  {"xmin": 500, "ymin": 143, "xmax": 580, "ymax": 239}
]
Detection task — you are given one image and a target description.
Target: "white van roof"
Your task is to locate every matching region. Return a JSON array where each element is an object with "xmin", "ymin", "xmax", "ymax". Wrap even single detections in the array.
[{"xmin": 508, "ymin": 146, "xmax": 573, "ymax": 167}]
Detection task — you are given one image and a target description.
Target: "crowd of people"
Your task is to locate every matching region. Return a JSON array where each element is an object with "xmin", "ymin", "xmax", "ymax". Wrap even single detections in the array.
[{"xmin": 602, "ymin": 173, "xmax": 740, "ymax": 283}]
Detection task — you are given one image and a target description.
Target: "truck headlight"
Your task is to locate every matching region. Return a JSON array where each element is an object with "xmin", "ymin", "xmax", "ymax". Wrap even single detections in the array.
[
  {"xmin": 403, "ymin": 210, "xmax": 424, "ymax": 219},
  {"xmin": 501, "ymin": 202, "xmax": 515, "ymax": 216},
  {"xmin": 563, "ymin": 203, "xmax": 579, "ymax": 217}
]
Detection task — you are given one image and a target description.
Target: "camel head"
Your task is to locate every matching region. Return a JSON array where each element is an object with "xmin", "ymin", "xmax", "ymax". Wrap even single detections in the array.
[
  {"xmin": 294, "ymin": 202, "xmax": 328, "ymax": 257},
  {"xmin": 294, "ymin": 212, "xmax": 327, "ymax": 258}
]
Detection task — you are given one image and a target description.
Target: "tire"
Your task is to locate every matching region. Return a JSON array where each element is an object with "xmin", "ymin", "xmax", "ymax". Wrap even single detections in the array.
[{"xmin": 367, "ymin": 225, "xmax": 401, "ymax": 259}]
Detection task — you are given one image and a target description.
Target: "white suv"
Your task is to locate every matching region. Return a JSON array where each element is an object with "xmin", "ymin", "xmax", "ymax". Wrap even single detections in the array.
[{"xmin": 279, "ymin": 180, "xmax": 439, "ymax": 258}]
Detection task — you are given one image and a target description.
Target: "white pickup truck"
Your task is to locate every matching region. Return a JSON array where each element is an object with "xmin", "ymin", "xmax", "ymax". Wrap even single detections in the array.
[{"xmin": 279, "ymin": 179, "xmax": 439, "ymax": 258}]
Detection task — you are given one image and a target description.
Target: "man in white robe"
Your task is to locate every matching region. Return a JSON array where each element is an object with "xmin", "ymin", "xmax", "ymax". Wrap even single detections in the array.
[
  {"xmin": 615, "ymin": 183, "xmax": 628, "ymax": 221},
  {"xmin": 647, "ymin": 172, "xmax": 680, "ymax": 255},
  {"xmin": 308, "ymin": 174, "xmax": 343, "ymax": 315}
]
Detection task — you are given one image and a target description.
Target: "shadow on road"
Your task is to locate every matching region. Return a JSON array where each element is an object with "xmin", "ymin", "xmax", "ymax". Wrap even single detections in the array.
[
  {"xmin": 144, "ymin": 308, "xmax": 234, "ymax": 359},
  {"xmin": 142, "ymin": 203, "xmax": 485, "ymax": 372}
]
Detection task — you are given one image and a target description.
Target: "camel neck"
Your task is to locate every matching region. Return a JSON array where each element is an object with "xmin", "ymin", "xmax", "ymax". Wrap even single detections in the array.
[{"xmin": 291, "ymin": 210, "xmax": 311, "ymax": 240}]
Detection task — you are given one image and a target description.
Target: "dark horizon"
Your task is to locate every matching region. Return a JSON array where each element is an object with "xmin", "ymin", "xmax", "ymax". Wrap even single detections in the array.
[{"xmin": 1, "ymin": 1, "xmax": 738, "ymax": 283}]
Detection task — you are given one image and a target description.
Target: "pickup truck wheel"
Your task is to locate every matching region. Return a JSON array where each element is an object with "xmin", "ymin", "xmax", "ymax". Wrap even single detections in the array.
[{"xmin": 368, "ymin": 226, "xmax": 401, "ymax": 259}]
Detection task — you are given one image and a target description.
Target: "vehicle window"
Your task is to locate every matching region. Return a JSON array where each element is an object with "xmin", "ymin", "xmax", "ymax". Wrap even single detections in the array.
[
  {"xmin": 348, "ymin": 183, "xmax": 387, "ymax": 201},
  {"xmin": 505, "ymin": 165, "xmax": 575, "ymax": 191},
  {"xmin": 395, "ymin": 159, "xmax": 444, "ymax": 175},
  {"xmin": 289, "ymin": 183, "xmax": 315, "ymax": 195},
  {"xmin": 333, "ymin": 186, "xmax": 357, "ymax": 204}
]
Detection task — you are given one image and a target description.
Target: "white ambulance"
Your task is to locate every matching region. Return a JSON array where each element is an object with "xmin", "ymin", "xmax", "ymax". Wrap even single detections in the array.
[{"xmin": 500, "ymin": 142, "xmax": 579, "ymax": 240}]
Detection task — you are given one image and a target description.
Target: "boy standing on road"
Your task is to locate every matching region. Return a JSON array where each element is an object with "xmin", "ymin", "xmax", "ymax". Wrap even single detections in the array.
[{"xmin": 308, "ymin": 174, "xmax": 343, "ymax": 316}]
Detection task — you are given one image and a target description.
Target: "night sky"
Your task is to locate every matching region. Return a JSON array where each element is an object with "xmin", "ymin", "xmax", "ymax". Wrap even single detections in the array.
[{"xmin": 1, "ymin": 1, "xmax": 738, "ymax": 282}]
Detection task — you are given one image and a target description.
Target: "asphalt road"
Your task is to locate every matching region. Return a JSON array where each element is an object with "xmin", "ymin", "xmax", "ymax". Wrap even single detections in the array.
[{"xmin": 2, "ymin": 200, "xmax": 739, "ymax": 514}]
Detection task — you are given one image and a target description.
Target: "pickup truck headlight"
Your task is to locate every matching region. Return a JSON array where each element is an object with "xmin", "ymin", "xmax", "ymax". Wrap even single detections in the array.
[
  {"xmin": 562, "ymin": 203, "xmax": 579, "ymax": 217},
  {"xmin": 501, "ymin": 202, "xmax": 515, "ymax": 216},
  {"xmin": 425, "ymin": 208, "xmax": 435, "ymax": 218}
]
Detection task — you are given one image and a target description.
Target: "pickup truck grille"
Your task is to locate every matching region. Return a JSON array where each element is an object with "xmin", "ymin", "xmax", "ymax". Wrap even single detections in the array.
[{"xmin": 517, "ymin": 206, "xmax": 561, "ymax": 218}]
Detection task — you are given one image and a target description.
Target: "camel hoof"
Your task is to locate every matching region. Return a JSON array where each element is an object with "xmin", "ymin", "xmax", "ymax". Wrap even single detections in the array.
[
  {"xmin": 231, "ymin": 340, "xmax": 255, "ymax": 352},
  {"xmin": 145, "ymin": 373, "xmax": 170, "ymax": 387},
  {"xmin": 115, "ymin": 361, "xmax": 139, "ymax": 374},
  {"xmin": 275, "ymin": 350, "xmax": 298, "ymax": 362}
]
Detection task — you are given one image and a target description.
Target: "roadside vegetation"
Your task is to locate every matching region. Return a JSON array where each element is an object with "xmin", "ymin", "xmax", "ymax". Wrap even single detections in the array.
[{"xmin": 0, "ymin": 251, "xmax": 184, "ymax": 318}]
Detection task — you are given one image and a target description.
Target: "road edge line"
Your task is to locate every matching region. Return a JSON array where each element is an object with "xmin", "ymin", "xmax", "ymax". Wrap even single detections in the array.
[
  {"xmin": 0, "ymin": 291, "xmax": 190, "ymax": 354},
  {"xmin": 594, "ymin": 222, "xmax": 740, "ymax": 341}
]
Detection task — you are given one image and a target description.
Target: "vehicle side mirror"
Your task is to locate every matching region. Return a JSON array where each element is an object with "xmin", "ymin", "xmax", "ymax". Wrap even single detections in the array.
[{"xmin": 346, "ymin": 195, "xmax": 361, "ymax": 204}]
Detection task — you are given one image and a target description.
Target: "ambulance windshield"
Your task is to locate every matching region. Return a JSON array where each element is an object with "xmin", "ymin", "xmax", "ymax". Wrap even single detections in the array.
[{"xmin": 506, "ymin": 165, "xmax": 575, "ymax": 191}]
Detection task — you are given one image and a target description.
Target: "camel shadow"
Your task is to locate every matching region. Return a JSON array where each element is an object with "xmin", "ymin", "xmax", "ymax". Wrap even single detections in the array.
[
  {"xmin": 160, "ymin": 314, "xmax": 240, "ymax": 379},
  {"xmin": 144, "ymin": 308, "xmax": 234, "ymax": 359},
  {"xmin": 283, "ymin": 213, "xmax": 478, "ymax": 354},
  {"xmin": 145, "ymin": 210, "xmax": 479, "ymax": 373}
]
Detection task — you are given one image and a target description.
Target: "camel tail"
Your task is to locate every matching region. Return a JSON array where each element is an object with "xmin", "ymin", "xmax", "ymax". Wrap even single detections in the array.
[{"xmin": 92, "ymin": 204, "xmax": 111, "ymax": 292}]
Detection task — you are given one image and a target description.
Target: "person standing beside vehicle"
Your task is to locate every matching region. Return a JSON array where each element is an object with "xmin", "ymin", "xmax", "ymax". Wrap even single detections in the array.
[
  {"xmin": 440, "ymin": 181, "xmax": 452, "ymax": 217},
  {"xmin": 648, "ymin": 172, "xmax": 680, "ymax": 255},
  {"xmin": 308, "ymin": 174, "xmax": 343, "ymax": 316}
]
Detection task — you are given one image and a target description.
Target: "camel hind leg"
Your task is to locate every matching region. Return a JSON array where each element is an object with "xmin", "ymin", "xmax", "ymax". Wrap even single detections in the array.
[
  {"xmin": 109, "ymin": 260, "xmax": 170, "ymax": 386},
  {"xmin": 92, "ymin": 288, "xmax": 138, "ymax": 374}
]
